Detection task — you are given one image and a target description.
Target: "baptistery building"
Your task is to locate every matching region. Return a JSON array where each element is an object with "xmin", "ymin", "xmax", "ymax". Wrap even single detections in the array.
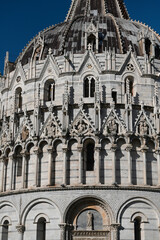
[{"xmin": 0, "ymin": 0, "xmax": 160, "ymax": 239}]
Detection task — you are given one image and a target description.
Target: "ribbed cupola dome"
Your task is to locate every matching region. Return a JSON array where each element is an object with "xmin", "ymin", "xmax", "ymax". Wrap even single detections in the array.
[{"xmin": 17, "ymin": 0, "xmax": 160, "ymax": 66}]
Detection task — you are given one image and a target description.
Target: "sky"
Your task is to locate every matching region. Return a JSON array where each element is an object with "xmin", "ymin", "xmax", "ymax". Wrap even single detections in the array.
[{"xmin": 0, "ymin": 0, "xmax": 160, "ymax": 74}]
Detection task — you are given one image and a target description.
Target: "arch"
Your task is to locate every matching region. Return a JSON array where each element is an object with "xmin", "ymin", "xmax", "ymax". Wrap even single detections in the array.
[
  {"xmin": 116, "ymin": 197, "xmax": 160, "ymax": 224},
  {"xmin": 0, "ymin": 216, "xmax": 12, "ymax": 225},
  {"xmin": 34, "ymin": 213, "xmax": 50, "ymax": 224},
  {"xmin": 64, "ymin": 195, "xmax": 114, "ymax": 224},
  {"xmin": 83, "ymin": 139, "xmax": 95, "ymax": 171},
  {"xmin": 130, "ymin": 212, "xmax": 148, "ymax": 223},
  {"xmin": 36, "ymin": 217, "xmax": 46, "ymax": 240},
  {"xmin": 21, "ymin": 198, "xmax": 61, "ymax": 225}
]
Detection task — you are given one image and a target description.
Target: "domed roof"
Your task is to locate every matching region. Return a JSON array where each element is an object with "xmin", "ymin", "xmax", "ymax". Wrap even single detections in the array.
[{"xmin": 17, "ymin": 0, "xmax": 160, "ymax": 66}]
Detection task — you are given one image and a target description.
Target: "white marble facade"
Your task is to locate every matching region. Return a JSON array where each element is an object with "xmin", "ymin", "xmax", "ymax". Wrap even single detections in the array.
[{"xmin": 0, "ymin": 0, "xmax": 160, "ymax": 239}]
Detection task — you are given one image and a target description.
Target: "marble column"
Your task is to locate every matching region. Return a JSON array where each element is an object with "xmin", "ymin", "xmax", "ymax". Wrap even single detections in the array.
[
  {"xmin": 33, "ymin": 148, "xmax": 39, "ymax": 187},
  {"xmin": 125, "ymin": 144, "xmax": 132, "ymax": 185},
  {"xmin": 20, "ymin": 150, "xmax": 26, "ymax": 189},
  {"xmin": 111, "ymin": 224, "xmax": 120, "ymax": 240},
  {"xmin": 59, "ymin": 223, "xmax": 66, "ymax": 240},
  {"xmin": 62, "ymin": 147, "xmax": 67, "ymax": 185},
  {"xmin": 156, "ymin": 150, "xmax": 160, "ymax": 186},
  {"xmin": 9, "ymin": 153, "xmax": 14, "ymax": 190},
  {"xmin": 47, "ymin": 147, "xmax": 53, "ymax": 186},
  {"xmin": 110, "ymin": 144, "xmax": 117, "ymax": 184},
  {"xmin": 95, "ymin": 145, "xmax": 101, "ymax": 184},
  {"xmin": 16, "ymin": 225, "xmax": 25, "ymax": 240},
  {"xmin": 78, "ymin": 145, "xmax": 83, "ymax": 184},
  {"xmin": 141, "ymin": 146, "xmax": 148, "ymax": 185},
  {"xmin": 0, "ymin": 156, "xmax": 5, "ymax": 192}
]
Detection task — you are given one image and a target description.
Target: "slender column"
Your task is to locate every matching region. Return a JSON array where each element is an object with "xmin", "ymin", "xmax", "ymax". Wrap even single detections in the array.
[
  {"xmin": 20, "ymin": 150, "xmax": 26, "ymax": 189},
  {"xmin": 33, "ymin": 148, "xmax": 39, "ymax": 187},
  {"xmin": 59, "ymin": 223, "xmax": 66, "ymax": 240},
  {"xmin": 111, "ymin": 224, "xmax": 120, "ymax": 240},
  {"xmin": 62, "ymin": 146, "xmax": 68, "ymax": 185},
  {"xmin": 9, "ymin": 153, "xmax": 14, "ymax": 190},
  {"xmin": 47, "ymin": 147, "xmax": 53, "ymax": 186},
  {"xmin": 95, "ymin": 145, "xmax": 101, "ymax": 184},
  {"xmin": 156, "ymin": 150, "xmax": 160, "ymax": 186},
  {"xmin": 78, "ymin": 145, "xmax": 83, "ymax": 184},
  {"xmin": 125, "ymin": 144, "xmax": 132, "ymax": 185},
  {"xmin": 110, "ymin": 144, "xmax": 117, "ymax": 184},
  {"xmin": 141, "ymin": 146, "xmax": 148, "ymax": 185},
  {"xmin": 0, "ymin": 156, "xmax": 5, "ymax": 192},
  {"xmin": 16, "ymin": 225, "xmax": 25, "ymax": 240}
]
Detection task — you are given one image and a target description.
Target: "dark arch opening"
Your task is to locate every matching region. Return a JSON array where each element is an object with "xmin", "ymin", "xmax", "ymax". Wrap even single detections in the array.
[
  {"xmin": 2, "ymin": 220, "xmax": 9, "ymax": 240},
  {"xmin": 44, "ymin": 79, "xmax": 55, "ymax": 102},
  {"xmin": 134, "ymin": 217, "xmax": 141, "ymax": 240},
  {"xmin": 87, "ymin": 34, "xmax": 96, "ymax": 51},
  {"xmin": 84, "ymin": 141, "xmax": 95, "ymax": 171},
  {"xmin": 15, "ymin": 87, "xmax": 22, "ymax": 110},
  {"xmin": 145, "ymin": 38, "xmax": 151, "ymax": 57},
  {"xmin": 37, "ymin": 217, "xmax": 46, "ymax": 240}
]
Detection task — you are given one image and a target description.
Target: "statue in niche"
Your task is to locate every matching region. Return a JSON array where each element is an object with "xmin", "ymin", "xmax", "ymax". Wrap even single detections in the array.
[
  {"xmin": 21, "ymin": 126, "xmax": 29, "ymax": 141},
  {"xmin": 87, "ymin": 211, "xmax": 93, "ymax": 230},
  {"xmin": 139, "ymin": 116, "xmax": 148, "ymax": 135},
  {"xmin": 1, "ymin": 131, "xmax": 7, "ymax": 145}
]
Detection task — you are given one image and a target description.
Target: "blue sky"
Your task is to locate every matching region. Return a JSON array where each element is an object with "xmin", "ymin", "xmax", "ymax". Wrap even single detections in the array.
[{"xmin": 0, "ymin": 0, "xmax": 160, "ymax": 74}]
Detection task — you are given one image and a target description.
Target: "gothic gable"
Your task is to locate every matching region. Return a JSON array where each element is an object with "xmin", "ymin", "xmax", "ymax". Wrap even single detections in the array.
[
  {"xmin": 69, "ymin": 110, "xmax": 95, "ymax": 137},
  {"xmin": 10, "ymin": 62, "xmax": 26, "ymax": 89},
  {"xmin": 102, "ymin": 108, "xmax": 127, "ymax": 136},
  {"xmin": 135, "ymin": 107, "xmax": 156, "ymax": 136},
  {"xmin": 78, "ymin": 51, "xmax": 102, "ymax": 74}
]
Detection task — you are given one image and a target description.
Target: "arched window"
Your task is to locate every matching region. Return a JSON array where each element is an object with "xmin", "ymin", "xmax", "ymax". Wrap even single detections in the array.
[
  {"xmin": 37, "ymin": 217, "xmax": 46, "ymax": 240},
  {"xmin": 84, "ymin": 77, "xmax": 95, "ymax": 98},
  {"xmin": 145, "ymin": 38, "xmax": 151, "ymax": 57},
  {"xmin": 84, "ymin": 140, "xmax": 95, "ymax": 171},
  {"xmin": 112, "ymin": 90, "xmax": 117, "ymax": 104},
  {"xmin": 2, "ymin": 220, "xmax": 9, "ymax": 240},
  {"xmin": 44, "ymin": 80, "xmax": 55, "ymax": 102},
  {"xmin": 134, "ymin": 217, "xmax": 141, "ymax": 240},
  {"xmin": 15, "ymin": 146, "xmax": 22, "ymax": 177},
  {"xmin": 87, "ymin": 34, "xmax": 96, "ymax": 52},
  {"xmin": 15, "ymin": 87, "xmax": 22, "ymax": 110},
  {"xmin": 125, "ymin": 77, "xmax": 134, "ymax": 96}
]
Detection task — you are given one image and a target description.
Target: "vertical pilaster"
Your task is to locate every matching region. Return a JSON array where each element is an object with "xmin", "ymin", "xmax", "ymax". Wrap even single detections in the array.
[
  {"xmin": 110, "ymin": 144, "xmax": 117, "ymax": 184},
  {"xmin": 33, "ymin": 148, "xmax": 39, "ymax": 187},
  {"xmin": 111, "ymin": 224, "xmax": 120, "ymax": 240},
  {"xmin": 0, "ymin": 156, "xmax": 5, "ymax": 192},
  {"xmin": 141, "ymin": 145, "xmax": 148, "ymax": 185},
  {"xmin": 9, "ymin": 153, "xmax": 14, "ymax": 190},
  {"xmin": 47, "ymin": 147, "xmax": 53, "ymax": 186},
  {"xmin": 95, "ymin": 145, "xmax": 101, "ymax": 184},
  {"xmin": 156, "ymin": 150, "xmax": 160, "ymax": 186},
  {"xmin": 78, "ymin": 145, "xmax": 83, "ymax": 184},
  {"xmin": 21, "ymin": 150, "xmax": 26, "ymax": 189},
  {"xmin": 125, "ymin": 144, "xmax": 132, "ymax": 185},
  {"xmin": 59, "ymin": 223, "xmax": 66, "ymax": 240},
  {"xmin": 62, "ymin": 146, "xmax": 68, "ymax": 185}
]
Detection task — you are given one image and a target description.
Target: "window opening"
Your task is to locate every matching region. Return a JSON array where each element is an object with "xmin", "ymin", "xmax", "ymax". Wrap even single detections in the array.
[
  {"xmin": 84, "ymin": 77, "xmax": 95, "ymax": 98},
  {"xmin": 86, "ymin": 143, "xmax": 94, "ymax": 171},
  {"xmin": 134, "ymin": 217, "xmax": 141, "ymax": 240},
  {"xmin": 112, "ymin": 91, "xmax": 117, "ymax": 104},
  {"xmin": 87, "ymin": 34, "xmax": 96, "ymax": 52},
  {"xmin": 155, "ymin": 44, "xmax": 160, "ymax": 59},
  {"xmin": 44, "ymin": 80, "xmax": 55, "ymax": 102},
  {"xmin": 15, "ymin": 88, "xmax": 22, "ymax": 109},
  {"xmin": 37, "ymin": 217, "xmax": 46, "ymax": 240},
  {"xmin": 2, "ymin": 220, "xmax": 9, "ymax": 240},
  {"xmin": 145, "ymin": 38, "xmax": 151, "ymax": 57}
]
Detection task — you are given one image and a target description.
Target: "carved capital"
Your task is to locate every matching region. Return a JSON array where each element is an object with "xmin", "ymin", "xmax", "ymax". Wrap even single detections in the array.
[
  {"xmin": 47, "ymin": 147, "xmax": 53, "ymax": 154},
  {"xmin": 33, "ymin": 147, "xmax": 40, "ymax": 155},
  {"xmin": 20, "ymin": 150, "xmax": 27, "ymax": 157},
  {"xmin": 140, "ymin": 145, "xmax": 148, "ymax": 153},
  {"xmin": 16, "ymin": 225, "xmax": 25, "ymax": 234},
  {"xmin": 110, "ymin": 144, "xmax": 117, "ymax": 152},
  {"xmin": 125, "ymin": 144, "xmax": 132, "ymax": 152}
]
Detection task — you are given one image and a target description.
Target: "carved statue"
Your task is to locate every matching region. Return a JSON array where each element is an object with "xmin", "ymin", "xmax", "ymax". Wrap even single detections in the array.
[
  {"xmin": 21, "ymin": 126, "xmax": 29, "ymax": 141},
  {"xmin": 139, "ymin": 116, "xmax": 148, "ymax": 135},
  {"xmin": 87, "ymin": 211, "xmax": 93, "ymax": 230},
  {"xmin": 45, "ymin": 119, "xmax": 60, "ymax": 138},
  {"xmin": 103, "ymin": 115, "xmax": 117, "ymax": 136}
]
